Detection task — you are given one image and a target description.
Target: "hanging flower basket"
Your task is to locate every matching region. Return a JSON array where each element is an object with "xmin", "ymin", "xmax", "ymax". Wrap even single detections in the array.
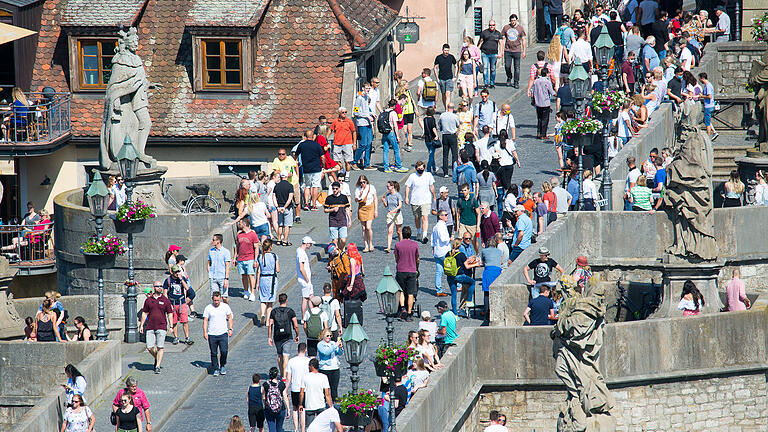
[
  {"xmin": 339, "ymin": 409, "xmax": 374, "ymax": 427},
  {"xmin": 81, "ymin": 234, "xmax": 126, "ymax": 268},
  {"xmin": 337, "ymin": 390, "xmax": 383, "ymax": 426},
  {"xmin": 590, "ymin": 90, "xmax": 627, "ymax": 116},
  {"xmin": 373, "ymin": 342, "xmax": 415, "ymax": 377},
  {"xmin": 81, "ymin": 252, "xmax": 116, "ymax": 269},
  {"xmin": 112, "ymin": 217, "xmax": 146, "ymax": 234}
]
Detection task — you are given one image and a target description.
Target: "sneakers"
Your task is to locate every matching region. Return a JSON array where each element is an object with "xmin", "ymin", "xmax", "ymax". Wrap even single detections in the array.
[
  {"xmin": 466, "ymin": 301, "xmax": 475, "ymax": 308},
  {"xmin": 384, "ymin": 168, "xmax": 393, "ymax": 173},
  {"xmin": 154, "ymin": 367, "xmax": 161, "ymax": 374},
  {"xmin": 243, "ymin": 292, "xmax": 249, "ymax": 300},
  {"xmin": 712, "ymin": 132, "xmax": 720, "ymax": 141},
  {"xmin": 421, "ymin": 237, "xmax": 429, "ymax": 244},
  {"xmin": 436, "ymin": 292, "xmax": 449, "ymax": 297},
  {"xmin": 249, "ymin": 293, "xmax": 256, "ymax": 302},
  {"xmin": 295, "ymin": 216, "xmax": 302, "ymax": 224},
  {"xmin": 260, "ymin": 316, "xmax": 266, "ymax": 327},
  {"xmin": 188, "ymin": 314, "xmax": 195, "ymax": 322},
  {"xmin": 363, "ymin": 166, "xmax": 376, "ymax": 171},
  {"xmin": 213, "ymin": 369, "xmax": 220, "ymax": 377},
  {"xmin": 185, "ymin": 338, "xmax": 194, "ymax": 345},
  {"xmin": 220, "ymin": 367, "xmax": 227, "ymax": 375},
  {"xmin": 172, "ymin": 337, "xmax": 180, "ymax": 345},
  {"xmin": 394, "ymin": 167, "xmax": 409, "ymax": 173}
]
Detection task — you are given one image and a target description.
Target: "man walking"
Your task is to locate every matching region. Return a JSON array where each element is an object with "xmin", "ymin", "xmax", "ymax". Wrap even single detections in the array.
[
  {"xmin": 286, "ymin": 342, "xmax": 311, "ymax": 432},
  {"xmin": 395, "ymin": 226, "xmax": 420, "ymax": 320},
  {"xmin": 203, "ymin": 291, "xmax": 233, "ymax": 376},
  {"xmin": 296, "ymin": 129, "xmax": 325, "ymax": 211},
  {"xmin": 163, "ymin": 265, "xmax": 194, "ymax": 346},
  {"xmin": 236, "ymin": 219, "xmax": 259, "ymax": 302},
  {"xmin": 268, "ymin": 293, "xmax": 300, "ymax": 378},
  {"xmin": 300, "ymin": 358, "xmax": 332, "ymax": 427},
  {"xmin": 272, "ymin": 148, "xmax": 301, "ymax": 223},
  {"xmin": 478, "ymin": 20, "xmax": 503, "ymax": 87},
  {"xmin": 273, "ymin": 172, "xmax": 295, "ymax": 245},
  {"xmin": 208, "ymin": 234, "xmax": 231, "ymax": 303},
  {"xmin": 353, "ymin": 82, "xmax": 376, "ymax": 170},
  {"xmin": 296, "ymin": 236, "xmax": 316, "ymax": 320},
  {"xmin": 456, "ymin": 183, "xmax": 480, "ymax": 253},
  {"xmin": 380, "ymin": 99, "xmax": 408, "ymax": 173},
  {"xmin": 492, "ymin": 104, "xmax": 516, "ymax": 140},
  {"xmin": 473, "ymin": 89, "xmax": 496, "ymax": 138},
  {"xmin": 139, "ymin": 281, "xmax": 172, "ymax": 374},
  {"xmin": 501, "ymin": 14, "xmax": 527, "ymax": 88},
  {"xmin": 324, "ymin": 181, "xmax": 351, "ymax": 247},
  {"xmin": 532, "ymin": 67, "xmax": 555, "ymax": 139},
  {"xmin": 434, "ymin": 44, "xmax": 457, "ymax": 110},
  {"xmin": 510, "ymin": 205, "xmax": 532, "ymax": 261},
  {"xmin": 416, "ymin": 68, "xmax": 437, "ymax": 130},
  {"xmin": 438, "ymin": 103, "xmax": 461, "ymax": 177},
  {"xmin": 431, "ymin": 210, "xmax": 452, "ymax": 297},
  {"xmin": 404, "ymin": 161, "xmax": 436, "ymax": 243},
  {"xmin": 330, "ymin": 107, "xmax": 356, "ymax": 172}
]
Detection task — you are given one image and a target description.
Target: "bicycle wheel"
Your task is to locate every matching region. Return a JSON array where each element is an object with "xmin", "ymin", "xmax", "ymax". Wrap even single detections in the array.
[
  {"xmin": 606, "ymin": 303, "xmax": 635, "ymax": 322},
  {"xmin": 187, "ymin": 195, "xmax": 220, "ymax": 213}
]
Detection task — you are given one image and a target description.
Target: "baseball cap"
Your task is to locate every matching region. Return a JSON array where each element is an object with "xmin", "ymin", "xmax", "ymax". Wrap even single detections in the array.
[
  {"xmin": 171, "ymin": 264, "xmax": 181, "ymax": 273},
  {"xmin": 514, "ymin": 204, "xmax": 525, "ymax": 212},
  {"xmin": 280, "ymin": 172, "xmax": 289, "ymax": 178},
  {"xmin": 311, "ymin": 296, "xmax": 322, "ymax": 306},
  {"xmin": 421, "ymin": 310, "xmax": 431, "ymax": 320},
  {"xmin": 326, "ymin": 243, "xmax": 338, "ymax": 255},
  {"xmin": 435, "ymin": 300, "xmax": 449, "ymax": 310},
  {"xmin": 576, "ymin": 255, "xmax": 588, "ymax": 266},
  {"xmin": 538, "ymin": 247, "xmax": 550, "ymax": 255},
  {"xmin": 439, "ymin": 186, "xmax": 449, "ymax": 193},
  {"xmin": 168, "ymin": 244, "xmax": 181, "ymax": 252},
  {"xmin": 302, "ymin": 236, "xmax": 316, "ymax": 245}
]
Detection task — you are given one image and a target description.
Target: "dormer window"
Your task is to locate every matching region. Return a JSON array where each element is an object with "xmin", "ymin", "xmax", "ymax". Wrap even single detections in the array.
[
  {"xmin": 201, "ymin": 39, "xmax": 242, "ymax": 89},
  {"xmin": 77, "ymin": 39, "xmax": 117, "ymax": 89}
]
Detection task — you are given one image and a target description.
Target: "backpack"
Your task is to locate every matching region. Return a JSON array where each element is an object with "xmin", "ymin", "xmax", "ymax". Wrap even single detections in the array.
[
  {"xmin": 329, "ymin": 252, "xmax": 351, "ymax": 281},
  {"xmin": 319, "ymin": 297, "xmax": 333, "ymax": 323},
  {"xmin": 686, "ymin": 42, "xmax": 701, "ymax": 66},
  {"xmin": 272, "ymin": 307, "xmax": 292, "ymax": 339},
  {"xmin": 377, "ymin": 110, "xmax": 392, "ymax": 134},
  {"xmin": 457, "ymin": 166, "xmax": 471, "ymax": 192},
  {"xmin": 305, "ymin": 309, "xmax": 324, "ymax": 339},
  {"xmin": 534, "ymin": 61, "xmax": 550, "ymax": 78},
  {"xmin": 554, "ymin": 26, "xmax": 566, "ymax": 46},
  {"xmin": 423, "ymin": 79, "xmax": 437, "ymax": 102},
  {"xmin": 265, "ymin": 381, "xmax": 284, "ymax": 413},
  {"xmin": 443, "ymin": 251, "xmax": 460, "ymax": 277}
]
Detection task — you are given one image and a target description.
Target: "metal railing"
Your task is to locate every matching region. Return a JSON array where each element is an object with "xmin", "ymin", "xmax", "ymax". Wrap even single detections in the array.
[
  {"xmin": 0, "ymin": 223, "xmax": 55, "ymax": 268},
  {"xmin": 1, "ymin": 92, "xmax": 71, "ymax": 145}
]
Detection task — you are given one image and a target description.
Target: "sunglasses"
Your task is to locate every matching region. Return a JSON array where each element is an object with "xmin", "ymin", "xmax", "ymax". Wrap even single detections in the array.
[{"xmin": 278, "ymin": 153, "xmax": 286, "ymax": 156}]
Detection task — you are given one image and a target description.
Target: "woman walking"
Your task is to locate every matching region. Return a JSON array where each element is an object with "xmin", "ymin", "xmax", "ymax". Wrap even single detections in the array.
[
  {"xmin": 477, "ymin": 161, "xmax": 497, "ymax": 212},
  {"xmin": 114, "ymin": 392, "xmax": 143, "ymax": 432},
  {"xmin": 33, "ymin": 298, "xmax": 60, "ymax": 342},
  {"xmin": 63, "ymin": 364, "xmax": 87, "ymax": 407},
  {"xmin": 354, "ymin": 175, "xmax": 378, "ymax": 253},
  {"xmin": 423, "ymin": 107, "xmax": 439, "ymax": 173},
  {"xmin": 317, "ymin": 329, "xmax": 343, "ymax": 400},
  {"xmin": 381, "ymin": 181, "xmax": 403, "ymax": 253},
  {"xmin": 457, "ymin": 50, "xmax": 477, "ymax": 103},
  {"xmin": 60, "ymin": 395, "xmax": 95, "ymax": 432},
  {"xmin": 246, "ymin": 374, "xmax": 265, "ymax": 432},
  {"xmin": 256, "ymin": 239, "xmax": 279, "ymax": 327},
  {"xmin": 262, "ymin": 367, "xmax": 289, "ymax": 432},
  {"xmin": 493, "ymin": 130, "xmax": 520, "ymax": 192}
]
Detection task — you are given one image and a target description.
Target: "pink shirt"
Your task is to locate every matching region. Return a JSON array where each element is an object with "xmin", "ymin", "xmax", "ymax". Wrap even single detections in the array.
[
  {"xmin": 113, "ymin": 388, "xmax": 150, "ymax": 421},
  {"xmin": 725, "ymin": 278, "xmax": 747, "ymax": 311}
]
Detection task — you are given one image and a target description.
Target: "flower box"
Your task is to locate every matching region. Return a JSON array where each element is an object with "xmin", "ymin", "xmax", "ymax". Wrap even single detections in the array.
[
  {"xmin": 374, "ymin": 360, "xmax": 407, "ymax": 377},
  {"xmin": 112, "ymin": 217, "xmax": 146, "ymax": 234},
  {"xmin": 338, "ymin": 389, "xmax": 383, "ymax": 426},
  {"xmin": 339, "ymin": 409, "xmax": 374, "ymax": 427},
  {"xmin": 81, "ymin": 251, "xmax": 116, "ymax": 269}
]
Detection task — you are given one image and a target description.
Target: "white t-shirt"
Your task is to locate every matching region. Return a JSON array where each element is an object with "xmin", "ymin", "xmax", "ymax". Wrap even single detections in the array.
[
  {"xmin": 369, "ymin": 87, "xmax": 381, "ymax": 114},
  {"xmin": 321, "ymin": 295, "xmax": 341, "ymax": 331},
  {"xmin": 431, "ymin": 221, "xmax": 451, "ymax": 257},
  {"xmin": 286, "ymin": 355, "xmax": 311, "ymax": 393},
  {"xmin": 301, "ymin": 372, "xmax": 330, "ymax": 410},
  {"xmin": 484, "ymin": 425, "xmax": 510, "ymax": 432},
  {"xmin": 405, "ymin": 172, "xmax": 435, "ymax": 205},
  {"xmin": 680, "ymin": 47, "xmax": 693, "ymax": 71},
  {"xmin": 493, "ymin": 112, "xmax": 516, "ymax": 136},
  {"xmin": 552, "ymin": 187, "xmax": 571, "ymax": 213},
  {"xmin": 248, "ymin": 201, "xmax": 269, "ymax": 227},
  {"xmin": 306, "ymin": 406, "xmax": 341, "ymax": 432},
  {"xmin": 494, "ymin": 142, "xmax": 517, "ymax": 166},
  {"xmin": 110, "ymin": 184, "xmax": 127, "ymax": 207},
  {"xmin": 203, "ymin": 303, "xmax": 233, "ymax": 336},
  {"xmin": 354, "ymin": 184, "xmax": 377, "ymax": 206},
  {"xmin": 475, "ymin": 136, "xmax": 493, "ymax": 164},
  {"xmin": 625, "ymin": 167, "xmax": 641, "ymax": 192},
  {"xmin": 618, "ymin": 111, "xmax": 632, "ymax": 138},
  {"xmin": 503, "ymin": 193, "xmax": 517, "ymax": 212},
  {"xmin": 583, "ymin": 179, "xmax": 598, "ymax": 199},
  {"xmin": 417, "ymin": 77, "xmax": 436, "ymax": 108},
  {"xmin": 570, "ymin": 39, "xmax": 592, "ymax": 65},
  {"xmin": 296, "ymin": 247, "xmax": 312, "ymax": 292}
]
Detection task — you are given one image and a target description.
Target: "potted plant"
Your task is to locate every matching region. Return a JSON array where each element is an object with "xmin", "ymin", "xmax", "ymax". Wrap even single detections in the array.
[
  {"xmin": 373, "ymin": 342, "xmax": 415, "ymax": 377},
  {"xmin": 337, "ymin": 390, "xmax": 384, "ymax": 427},
  {"xmin": 750, "ymin": 11, "xmax": 768, "ymax": 42},
  {"xmin": 80, "ymin": 234, "xmax": 127, "ymax": 268},
  {"xmin": 562, "ymin": 118, "xmax": 604, "ymax": 150},
  {"xmin": 590, "ymin": 90, "xmax": 627, "ymax": 118},
  {"xmin": 112, "ymin": 200, "xmax": 156, "ymax": 233}
]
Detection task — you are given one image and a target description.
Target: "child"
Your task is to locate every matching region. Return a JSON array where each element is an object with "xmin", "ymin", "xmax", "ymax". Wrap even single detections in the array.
[
  {"xmin": 547, "ymin": 111, "xmax": 566, "ymax": 169},
  {"xmin": 24, "ymin": 316, "xmax": 35, "ymax": 340},
  {"xmin": 381, "ymin": 181, "xmax": 403, "ymax": 253},
  {"xmin": 606, "ymin": 129, "xmax": 621, "ymax": 163},
  {"xmin": 176, "ymin": 254, "xmax": 197, "ymax": 320}
]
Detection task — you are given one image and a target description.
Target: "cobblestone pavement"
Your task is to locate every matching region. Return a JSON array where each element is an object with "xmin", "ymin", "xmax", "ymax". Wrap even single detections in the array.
[{"xmin": 91, "ymin": 44, "xmax": 558, "ymax": 432}]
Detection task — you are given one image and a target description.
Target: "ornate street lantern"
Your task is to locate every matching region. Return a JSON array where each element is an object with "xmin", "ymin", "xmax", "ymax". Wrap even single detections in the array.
[
  {"xmin": 86, "ymin": 171, "xmax": 109, "ymax": 218},
  {"xmin": 116, "ymin": 136, "xmax": 141, "ymax": 182},
  {"xmin": 376, "ymin": 266, "xmax": 402, "ymax": 317}
]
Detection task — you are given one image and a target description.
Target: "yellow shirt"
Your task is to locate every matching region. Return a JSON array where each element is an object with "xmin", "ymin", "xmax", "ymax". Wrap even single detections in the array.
[{"xmin": 271, "ymin": 156, "xmax": 298, "ymax": 185}]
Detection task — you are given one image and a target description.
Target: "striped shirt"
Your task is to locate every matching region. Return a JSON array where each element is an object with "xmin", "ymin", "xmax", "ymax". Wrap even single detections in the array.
[{"xmin": 631, "ymin": 186, "xmax": 653, "ymax": 210}]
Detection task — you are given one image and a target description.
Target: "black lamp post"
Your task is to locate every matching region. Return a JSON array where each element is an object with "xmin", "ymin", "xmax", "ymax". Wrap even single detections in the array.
[
  {"xmin": 375, "ymin": 266, "xmax": 402, "ymax": 432},
  {"xmin": 86, "ymin": 171, "xmax": 110, "ymax": 340},
  {"xmin": 341, "ymin": 313, "xmax": 369, "ymax": 394},
  {"xmin": 568, "ymin": 63, "xmax": 590, "ymax": 211},
  {"xmin": 117, "ymin": 136, "xmax": 141, "ymax": 343},
  {"xmin": 594, "ymin": 26, "xmax": 615, "ymax": 210}
]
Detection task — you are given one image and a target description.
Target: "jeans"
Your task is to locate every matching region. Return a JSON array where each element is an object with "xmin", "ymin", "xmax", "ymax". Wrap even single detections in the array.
[
  {"xmin": 509, "ymin": 245, "xmax": 525, "ymax": 262},
  {"xmin": 481, "ymin": 53, "xmax": 498, "ymax": 86},
  {"xmin": 265, "ymin": 409, "xmax": 285, "ymax": 432},
  {"xmin": 447, "ymin": 274, "xmax": 476, "ymax": 314},
  {"xmin": 355, "ymin": 125, "xmax": 373, "ymax": 168},
  {"xmin": 550, "ymin": 14, "xmax": 562, "ymax": 37},
  {"xmin": 434, "ymin": 255, "xmax": 446, "ymax": 293},
  {"xmin": 535, "ymin": 106, "xmax": 551, "ymax": 137},
  {"xmin": 208, "ymin": 333, "xmax": 228, "ymax": 370},
  {"xmin": 426, "ymin": 140, "xmax": 438, "ymax": 173},
  {"xmin": 320, "ymin": 368, "xmax": 340, "ymax": 400},
  {"xmin": 624, "ymin": 197, "xmax": 633, "ymax": 211},
  {"xmin": 441, "ymin": 133, "xmax": 458, "ymax": 176},
  {"xmin": 504, "ymin": 51, "xmax": 522, "ymax": 85},
  {"xmin": 378, "ymin": 400, "xmax": 391, "ymax": 432},
  {"xmin": 382, "ymin": 131, "xmax": 403, "ymax": 169},
  {"xmin": 543, "ymin": 5, "xmax": 552, "ymax": 38}
]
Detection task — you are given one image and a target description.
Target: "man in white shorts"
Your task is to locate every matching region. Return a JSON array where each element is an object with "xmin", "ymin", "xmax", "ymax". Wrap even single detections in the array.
[
  {"xmin": 404, "ymin": 161, "xmax": 436, "ymax": 243},
  {"xmin": 296, "ymin": 236, "xmax": 315, "ymax": 322},
  {"xmin": 139, "ymin": 281, "xmax": 173, "ymax": 374}
]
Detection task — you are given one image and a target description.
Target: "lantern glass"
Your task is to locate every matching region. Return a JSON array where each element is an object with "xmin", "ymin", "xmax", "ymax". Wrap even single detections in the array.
[
  {"xmin": 571, "ymin": 78, "xmax": 587, "ymax": 99},
  {"xmin": 344, "ymin": 339, "xmax": 361, "ymax": 364},
  {"xmin": 86, "ymin": 172, "xmax": 110, "ymax": 218},
  {"xmin": 596, "ymin": 45, "xmax": 612, "ymax": 69},
  {"xmin": 116, "ymin": 137, "xmax": 141, "ymax": 181},
  {"xmin": 377, "ymin": 290, "xmax": 398, "ymax": 316}
]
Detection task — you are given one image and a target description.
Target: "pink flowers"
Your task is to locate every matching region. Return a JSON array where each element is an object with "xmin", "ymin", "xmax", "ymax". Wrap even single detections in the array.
[
  {"xmin": 81, "ymin": 234, "xmax": 127, "ymax": 256},
  {"xmin": 115, "ymin": 199, "xmax": 157, "ymax": 222},
  {"xmin": 338, "ymin": 390, "xmax": 384, "ymax": 417}
]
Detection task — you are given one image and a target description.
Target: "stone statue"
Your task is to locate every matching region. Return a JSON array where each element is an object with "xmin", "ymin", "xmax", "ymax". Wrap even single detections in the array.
[
  {"xmin": 748, "ymin": 50, "xmax": 768, "ymax": 154},
  {"xmin": 663, "ymin": 123, "xmax": 718, "ymax": 261},
  {"xmin": 99, "ymin": 27, "xmax": 158, "ymax": 171},
  {"xmin": 552, "ymin": 275, "xmax": 615, "ymax": 432}
]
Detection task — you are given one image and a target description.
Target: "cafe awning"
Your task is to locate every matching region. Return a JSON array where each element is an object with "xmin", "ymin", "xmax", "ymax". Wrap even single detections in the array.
[{"xmin": 0, "ymin": 22, "xmax": 36, "ymax": 45}]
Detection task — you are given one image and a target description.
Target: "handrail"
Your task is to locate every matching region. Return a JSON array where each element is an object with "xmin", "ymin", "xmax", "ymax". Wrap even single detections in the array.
[
  {"xmin": 0, "ymin": 222, "xmax": 55, "ymax": 267},
  {"xmin": 1, "ymin": 92, "xmax": 71, "ymax": 145}
]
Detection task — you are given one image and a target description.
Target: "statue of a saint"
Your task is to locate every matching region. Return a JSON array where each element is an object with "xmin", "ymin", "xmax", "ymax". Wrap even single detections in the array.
[{"xmin": 99, "ymin": 27, "xmax": 157, "ymax": 171}]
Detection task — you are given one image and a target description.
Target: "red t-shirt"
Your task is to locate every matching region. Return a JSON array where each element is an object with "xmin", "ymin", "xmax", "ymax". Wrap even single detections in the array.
[
  {"xmin": 142, "ymin": 295, "xmax": 172, "ymax": 331},
  {"xmin": 330, "ymin": 118, "xmax": 355, "ymax": 145},
  {"xmin": 394, "ymin": 239, "xmax": 420, "ymax": 273},
  {"xmin": 236, "ymin": 230, "xmax": 260, "ymax": 261},
  {"xmin": 543, "ymin": 191, "xmax": 557, "ymax": 213}
]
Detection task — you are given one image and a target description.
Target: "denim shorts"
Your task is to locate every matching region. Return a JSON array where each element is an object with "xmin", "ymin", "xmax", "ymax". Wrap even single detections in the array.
[
  {"xmin": 703, "ymin": 107, "xmax": 714, "ymax": 127},
  {"xmin": 329, "ymin": 225, "xmax": 348, "ymax": 239},
  {"xmin": 438, "ymin": 78, "xmax": 455, "ymax": 93},
  {"xmin": 303, "ymin": 172, "xmax": 322, "ymax": 189},
  {"xmin": 237, "ymin": 260, "xmax": 255, "ymax": 275},
  {"xmin": 277, "ymin": 209, "xmax": 293, "ymax": 227},
  {"xmin": 253, "ymin": 223, "xmax": 270, "ymax": 238}
]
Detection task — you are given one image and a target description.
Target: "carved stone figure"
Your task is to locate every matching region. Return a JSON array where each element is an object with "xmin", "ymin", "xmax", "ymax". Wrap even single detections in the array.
[
  {"xmin": 99, "ymin": 27, "xmax": 157, "ymax": 171},
  {"xmin": 748, "ymin": 50, "xmax": 768, "ymax": 154},
  {"xmin": 663, "ymin": 123, "xmax": 718, "ymax": 261},
  {"xmin": 552, "ymin": 275, "xmax": 615, "ymax": 432}
]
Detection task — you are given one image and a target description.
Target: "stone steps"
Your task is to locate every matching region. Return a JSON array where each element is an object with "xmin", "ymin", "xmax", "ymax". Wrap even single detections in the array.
[{"xmin": 712, "ymin": 143, "xmax": 751, "ymax": 181}]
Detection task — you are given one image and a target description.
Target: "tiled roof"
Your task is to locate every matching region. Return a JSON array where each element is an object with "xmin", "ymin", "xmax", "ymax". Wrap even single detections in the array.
[
  {"xmin": 185, "ymin": 0, "xmax": 269, "ymax": 27},
  {"xmin": 60, "ymin": 0, "xmax": 148, "ymax": 27},
  {"xmin": 334, "ymin": 0, "xmax": 398, "ymax": 48},
  {"xmin": 0, "ymin": 0, "xmax": 43, "ymax": 7},
  {"xmin": 30, "ymin": 0, "xmax": 362, "ymax": 139}
]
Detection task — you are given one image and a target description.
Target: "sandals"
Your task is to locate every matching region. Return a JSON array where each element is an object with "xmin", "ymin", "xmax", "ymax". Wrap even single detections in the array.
[{"xmin": 284, "ymin": 241, "xmax": 292, "ymax": 246}]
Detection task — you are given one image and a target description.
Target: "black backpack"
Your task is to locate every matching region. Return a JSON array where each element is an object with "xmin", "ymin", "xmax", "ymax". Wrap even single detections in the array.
[
  {"xmin": 272, "ymin": 307, "xmax": 292, "ymax": 339},
  {"xmin": 686, "ymin": 42, "xmax": 701, "ymax": 66},
  {"xmin": 376, "ymin": 110, "xmax": 392, "ymax": 134}
]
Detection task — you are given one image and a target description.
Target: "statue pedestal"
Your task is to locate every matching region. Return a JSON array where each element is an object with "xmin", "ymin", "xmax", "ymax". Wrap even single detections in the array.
[
  {"xmin": 651, "ymin": 256, "xmax": 724, "ymax": 318},
  {"xmin": 0, "ymin": 257, "xmax": 23, "ymax": 339},
  {"xmin": 101, "ymin": 166, "xmax": 176, "ymax": 213},
  {"xmin": 736, "ymin": 154, "xmax": 768, "ymax": 186}
]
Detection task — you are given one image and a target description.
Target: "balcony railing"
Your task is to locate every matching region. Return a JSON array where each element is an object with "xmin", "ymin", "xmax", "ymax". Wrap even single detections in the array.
[
  {"xmin": 0, "ymin": 223, "xmax": 56, "ymax": 275},
  {"xmin": 1, "ymin": 92, "xmax": 71, "ymax": 146}
]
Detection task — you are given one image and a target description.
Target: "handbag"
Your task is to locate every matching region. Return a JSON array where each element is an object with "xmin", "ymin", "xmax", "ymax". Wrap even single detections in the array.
[
  {"xmin": 560, "ymin": 63, "xmax": 571, "ymax": 75},
  {"xmin": 110, "ymin": 411, "xmax": 117, "ymax": 426},
  {"xmin": 431, "ymin": 138, "xmax": 442, "ymax": 149}
]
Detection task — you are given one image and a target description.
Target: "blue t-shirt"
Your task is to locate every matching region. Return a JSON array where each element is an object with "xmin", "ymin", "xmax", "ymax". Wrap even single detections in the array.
[
  {"xmin": 208, "ymin": 246, "xmax": 232, "ymax": 279},
  {"xmin": 439, "ymin": 311, "xmax": 459, "ymax": 343},
  {"xmin": 248, "ymin": 385, "xmax": 263, "ymax": 407},
  {"xmin": 526, "ymin": 295, "xmax": 555, "ymax": 325},
  {"xmin": 454, "ymin": 164, "xmax": 478, "ymax": 193},
  {"xmin": 642, "ymin": 45, "xmax": 659, "ymax": 73},
  {"xmin": 514, "ymin": 214, "xmax": 533, "ymax": 250},
  {"xmin": 653, "ymin": 168, "xmax": 667, "ymax": 190}
]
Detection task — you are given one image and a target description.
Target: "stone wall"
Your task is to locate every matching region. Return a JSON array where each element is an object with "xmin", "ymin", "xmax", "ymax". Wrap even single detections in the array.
[
  {"xmin": 714, "ymin": 42, "xmax": 765, "ymax": 96},
  {"xmin": 470, "ymin": 372, "xmax": 768, "ymax": 432}
]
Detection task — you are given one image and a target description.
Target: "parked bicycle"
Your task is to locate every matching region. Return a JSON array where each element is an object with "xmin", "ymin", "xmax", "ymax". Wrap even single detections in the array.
[
  {"xmin": 607, "ymin": 278, "xmax": 661, "ymax": 322},
  {"xmin": 161, "ymin": 180, "xmax": 220, "ymax": 213}
]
